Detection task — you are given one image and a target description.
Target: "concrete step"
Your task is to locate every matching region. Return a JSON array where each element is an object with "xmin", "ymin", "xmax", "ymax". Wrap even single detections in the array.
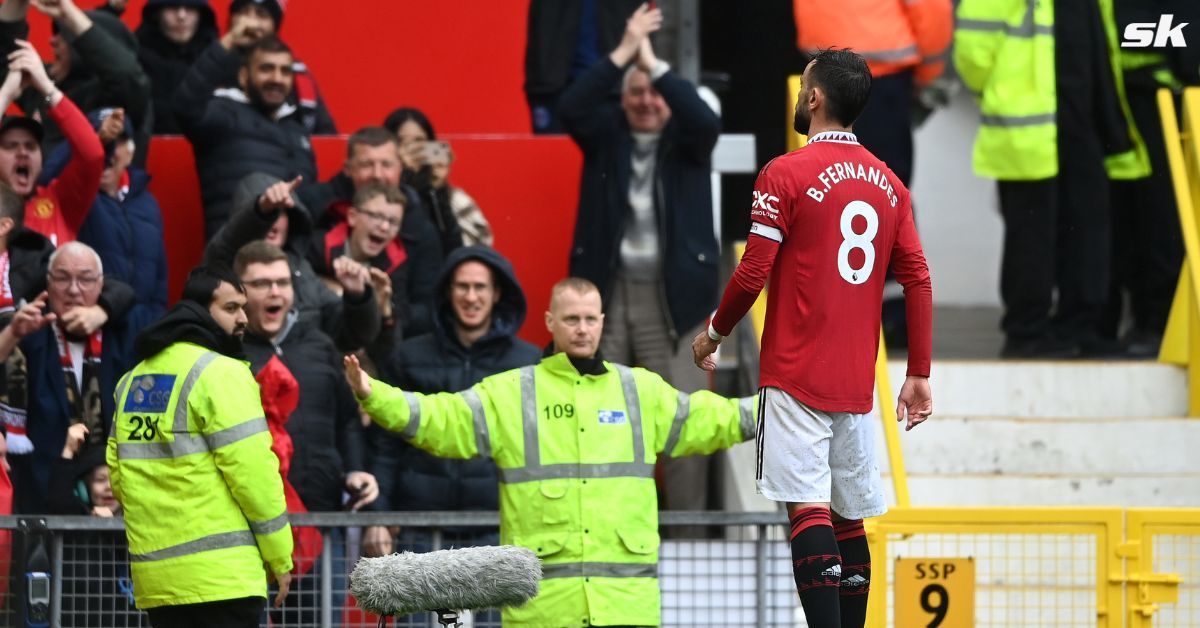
[{"xmin": 885, "ymin": 360, "xmax": 1188, "ymax": 419}]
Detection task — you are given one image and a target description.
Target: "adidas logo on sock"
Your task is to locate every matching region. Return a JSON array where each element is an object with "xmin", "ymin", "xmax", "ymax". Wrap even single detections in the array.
[
  {"xmin": 843, "ymin": 574, "xmax": 868, "ymax": 586},
  {"xmin": 821, "ymin": 564, "xmax": 842, "ymax": 577}
]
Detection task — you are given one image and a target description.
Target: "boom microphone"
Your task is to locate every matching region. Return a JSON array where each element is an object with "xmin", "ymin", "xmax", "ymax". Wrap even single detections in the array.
[{"xmin": 350, "ymin": 545, "xmax": 541, "ymax": 616}]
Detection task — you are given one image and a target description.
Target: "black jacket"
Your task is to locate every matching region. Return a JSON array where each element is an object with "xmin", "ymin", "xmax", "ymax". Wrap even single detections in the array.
[
  {"xmin": 137, "ymin": 0, "xmax": 219, "ymax": 135},
  {"xmin": 243, "ymin": 314, "xmax": 365, "ymax": 513},
  {"xmin": 0, "ymin": 11, "xmax": 151, "ymax": 164},
  {"xmin": 204, "ymin": 174, "xmax": 382, "ymax": 352},
  {"xmin": 297, "ymin": 171, "xmax": 444, "ymax": 339},
  {"xmin": 523, "ymin": 0, "xmax": 640, "ymax": 97},
  {"xmin": 559, "ymin": 58, "xmax": 722, "ymax": 338},
  {"xmin": 174, "ymin": 41, "xmax": 317, "ymax": 239},
  {"xmin": 370, "ymin": 246, "xmax": 540, "ymax": 517}
]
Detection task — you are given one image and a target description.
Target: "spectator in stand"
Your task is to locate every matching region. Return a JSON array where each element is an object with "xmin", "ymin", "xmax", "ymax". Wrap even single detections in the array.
[
  {"xmin": 309, "ymin": 183, "xmax": 440, "ymax": 346},
  {"xmin": 425, "ymin": 140, "xmax": 493, "ymax": 247},
  {"xmin": 559, "ymin": 3, "xmax": 722, "ymax": 529},
  {"xmin": 362, "ymin": 249, "xmax": 540, "ymax": 616},
  {"xmin": 135, "ymin": 0, "xmax": 219, "ymax": 135},
  {"xmin": 174, "ymin": 33, "xmax": 317, "ymax": 239},
  {"xmin": 38, "ymin": 108, "xmax": 167, "ymax": 372},
  {"xmin": 206, "ymin": 172, "xmax": 381, "ymax": 352},
  {"xmin": 0, "ymin": 38, "xmax": 104, "ymax": 247},
  {"xmin": 234, "ymin": 240, "xmax": 376, "ymax": 625},
  {"xmin": 218, "ymin": 0, "xmax": 336, "ymax": 135},
  {"xmin": 48, "ymin": 423, "xmax": 142, "ymax": 627},
  {"xmin": 0, "ymin": 0, "xmax": 150, "ymax": 164},
  {"xmin": 524, "ymin": 0, "xmax": 641, "ymax": 133},
  {"xmin": 297, "ymin": 127, "xmax": 443, "ymax": 338},
  {"xmin": 383, "ymin": 107, "xmax": 465, "ymax": 254},
  {"xmin": 0, "ymin": 242, "xmax": 129, "ymax": 514}
]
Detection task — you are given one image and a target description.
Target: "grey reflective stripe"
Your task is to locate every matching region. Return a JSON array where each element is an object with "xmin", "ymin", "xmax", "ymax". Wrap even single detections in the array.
[
  {"xmin": 662, "ymin": 392, "xmax": 690, "ymax": 456},
  {"xmin": 498, "ymin": 462, "xmax": 655, "ymax": 483},
  {"xmin": 980, "ymin": 112, "xmax": 1055, "ymax": 127},
  {"xmin": 129, "ymin": 530, "xmax": 256, "ymax": 563},
  {"xmin": 957, "ymin": 0, "xmax": 1051, "ymax": 38},
  {"xmin": 614, "ymin": 365, "xmax": 645, "ymax": 465},
  {"xmin": 461, "ymin": 388, "xmax": 490, "ymax": 458},
  {"xmin": 542, "ymin": 562, "xmax": 658, "ymax": 579},
  {"xmin": 113, "ymin": 372, "xmax": 133, "ymax": 413},
  {"xmin": 173, "ymin": 352, "xmax": 219, "ymax": 434},
  {"xmin": 205, "ymin": 417, "xmax": 268, "ymax": 450},
  {"xmin": 739, "ymin": 396, "xmax": 757, "ymax": 440},
  {"xmin": 922, "ymin": 49, "xmax": 950, "ymax": 65},
  {"xmin": 249, "ymin": 512, "xmax": 289, "ymax": 536},
  {"xmin": 117, "ymin": 351, "xmax": 223, "ymax": 460},
  {"xmin": 117, "ymin": 437, "xmax": 208, "ymax": 460},
  {"xmin": 519, "ymin": 366, "xmax": 539, "ymax": 468},
  {"xmin": 400, "ymin": 392, "xmax": 421, "ymax": 440}
]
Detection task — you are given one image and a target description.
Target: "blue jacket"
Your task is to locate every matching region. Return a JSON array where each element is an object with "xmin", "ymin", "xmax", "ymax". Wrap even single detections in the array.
[
  {"xmin": 559, "ymin": 58, "xmax": 722, "ymax": 339},
  {"xmin": 370, "ymin": 246, "xmax": 540, "ymax": 519},
  {"xmin": 12, "ymin": 323, "xmax": 127, "ymax": 514},
  {"xmin": 75, "ymin": 167, "xmax": 168, "ymax": 372}
]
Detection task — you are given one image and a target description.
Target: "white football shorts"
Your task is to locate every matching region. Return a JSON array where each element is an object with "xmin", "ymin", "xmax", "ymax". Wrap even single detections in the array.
[{"xmin": 755, "ymin": 387, "xmax": 887, "ymax": 520}]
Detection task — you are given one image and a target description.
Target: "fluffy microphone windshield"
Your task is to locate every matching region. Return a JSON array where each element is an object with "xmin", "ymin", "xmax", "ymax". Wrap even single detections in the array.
[{"xmin": 351, "ymin": 545, "xmax": 542, "ymax": 615}]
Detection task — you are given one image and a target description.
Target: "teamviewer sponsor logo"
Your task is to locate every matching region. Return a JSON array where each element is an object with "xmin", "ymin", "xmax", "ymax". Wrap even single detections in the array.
[
  {"xmin": 1122, "ymin": 14, "xmax": 1189, "ymax": 48},
  {"xmin": 751, "ymin": 190, "xmax": 780, "ymax": 222}
]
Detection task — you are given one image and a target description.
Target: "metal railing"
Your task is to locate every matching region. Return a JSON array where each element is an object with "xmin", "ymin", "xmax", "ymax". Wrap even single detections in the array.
[{"xmin": 2, "ymin": 507, "xmax": 1197, "ymax": 626}]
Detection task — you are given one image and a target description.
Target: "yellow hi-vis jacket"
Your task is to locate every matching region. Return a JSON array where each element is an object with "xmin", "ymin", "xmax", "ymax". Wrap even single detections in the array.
[
  {"xmin": 954, "ymin": 0, "xmax": 1149, "ymax": 181},
  {"xmin": 107, "ymin": 342, "xmax": 293, "ymax": 609},
  {"xmin": 359, "ymin": 352, "xmax": 757, "ymax": 627}
]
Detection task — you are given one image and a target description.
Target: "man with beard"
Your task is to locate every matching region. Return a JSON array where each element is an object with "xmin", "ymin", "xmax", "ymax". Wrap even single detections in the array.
[
  {"xmin": 0, "ymin": 242, "xmax": 130, "ymax": 513},
  {"xmin": 692, "ymin": 49, "xmax": 932, "ymax": 628},
  {"xmin": 108, "ymin": 264, "xmax": 293, "ymax": 627},
  {"xmin": 175, "ymin": 31, "xmax": 316, "ymax": 239},
  {"xmin": 233, "ymin": 241, "xmax": 374, "ymax": 625}
]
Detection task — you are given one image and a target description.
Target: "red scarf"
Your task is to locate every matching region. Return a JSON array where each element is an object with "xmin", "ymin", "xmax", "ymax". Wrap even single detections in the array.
[
  {"xmin": 53, "ymin": 322, "xmax": 105, "ymax": 449},
  {"xmin": 0, "ymin": 251, "xmax": 12, "ymax": 315}
]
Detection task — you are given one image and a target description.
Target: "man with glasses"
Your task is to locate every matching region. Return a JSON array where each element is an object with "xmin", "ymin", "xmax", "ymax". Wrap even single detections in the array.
[
  {"xmin": 310, "ymin": 182, "xmax": 440, "ymax": 349},
  {"xmin": 234, "ymin": 239, "xmax": 375, "ymax": 626},
  {"xmin": 0, "ymin": 241, "xmax": 131, "ymax": 513}
]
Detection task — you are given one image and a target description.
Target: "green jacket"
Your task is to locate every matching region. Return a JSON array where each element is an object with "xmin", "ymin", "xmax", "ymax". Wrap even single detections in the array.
[
  {"xmin": 361, "ymin": 351, "xmax": 757, "ymax": 627},
  {"xmin": 954, "ymin": 0, "xmax": 1150, "ymax": 180},
  {"xmin": 107, "ymin": 342, "xmax": 293, "ymax": 609}
]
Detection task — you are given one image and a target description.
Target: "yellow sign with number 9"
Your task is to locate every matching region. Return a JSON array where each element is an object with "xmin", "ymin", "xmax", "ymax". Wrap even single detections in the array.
[{"xmin": 895, "ymin": 557, "xmax": 975, "ymax": 628}]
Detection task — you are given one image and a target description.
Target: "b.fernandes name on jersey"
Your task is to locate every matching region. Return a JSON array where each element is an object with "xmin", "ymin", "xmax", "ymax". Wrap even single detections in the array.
[{"xmin": 805, "ymin": 161, "xmax": 898, "ymax": 208}]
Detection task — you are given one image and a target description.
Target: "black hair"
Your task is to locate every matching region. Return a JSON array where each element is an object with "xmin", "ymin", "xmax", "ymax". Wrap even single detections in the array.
[
  {"xmin": 382, "ymin": 107, "xmax": 436, "ymax": 140},
  {"xmin": 244, "ymin": 35, "xmax": 292, "ymax": 67},
  {"xmin": 181, "ymin": 264, "xmax": 244, "ymax": 307},
  {"xmin": 0, "ymin": 183, "xmax": 23, "ymax": 230},
  {"xmin": 808, "ymin": 49, "xmax": 872, "ymax": 127}
]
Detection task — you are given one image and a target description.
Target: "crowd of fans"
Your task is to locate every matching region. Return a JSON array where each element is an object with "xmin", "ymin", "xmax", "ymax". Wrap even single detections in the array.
[{"xmin": 0, "ymin": 0, "xmax": 1193, "ymax": 623}]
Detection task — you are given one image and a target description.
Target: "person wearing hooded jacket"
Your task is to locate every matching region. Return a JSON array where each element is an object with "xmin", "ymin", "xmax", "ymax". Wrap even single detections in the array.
[
  {"xmin": 108, "ymin": 265, "xmax": 293, "ymax": 625},
  {"xmin": 0, "ymin": 0, "xmax": 151, "ymax": 164},
  {"xmin": 136, "ymin": 0, "xmax": 219, "ymax": 135},
  {"xmin": 205, "ymin": 172, "xmax": 382, "ymax": 352},
  {"xmin": 363, "ymin": 247, "xmax": 540, "ymax": 575}
]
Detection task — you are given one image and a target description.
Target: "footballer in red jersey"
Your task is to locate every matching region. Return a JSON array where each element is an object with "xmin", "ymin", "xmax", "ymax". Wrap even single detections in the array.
[{"xmin": 692, "ymin": 49, "xmax": 933, "ymax": 628}]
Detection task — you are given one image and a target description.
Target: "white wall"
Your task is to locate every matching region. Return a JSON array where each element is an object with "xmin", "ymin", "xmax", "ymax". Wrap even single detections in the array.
[{"xmin": 911, "ymin": 92, "xmax": 1005, "ymax": 306}]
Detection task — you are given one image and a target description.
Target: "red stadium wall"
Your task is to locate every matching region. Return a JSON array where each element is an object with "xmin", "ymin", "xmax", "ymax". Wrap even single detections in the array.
[
  {"xmin": 148, "ymin": 136, "xmax": 581, "ymax": 347},
  {"xmin": 29, "ymin": 0, "xmax": 535, "ymax": 133},
  {"xmin": 23, "ymin": 1, "xmax": 581, "ymax": 346}
]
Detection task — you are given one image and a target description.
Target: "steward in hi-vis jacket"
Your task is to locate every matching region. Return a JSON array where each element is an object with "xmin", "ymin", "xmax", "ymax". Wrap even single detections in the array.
[
  {"xmin": 348, "ymin": 278, "xmax": 756, "ymax": 627},
  {"xmin": 108, "ymin": 268, "xmax": 292, "ymax": 625}
]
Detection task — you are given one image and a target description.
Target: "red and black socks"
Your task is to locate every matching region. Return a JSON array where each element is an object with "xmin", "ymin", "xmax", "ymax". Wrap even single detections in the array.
[
  {"xmin": 789, "ymin": 506, "xmax": 841, "ymax": 628},
  {"xmin": 834, "ymin": 518, "xmax": 871, "ymax": 628}
]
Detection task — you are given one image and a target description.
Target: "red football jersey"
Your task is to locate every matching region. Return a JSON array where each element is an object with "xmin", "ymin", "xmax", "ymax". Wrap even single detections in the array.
[{"xmin": 712, "ymin": 131, "xmax": 931, "ymax": 413}]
